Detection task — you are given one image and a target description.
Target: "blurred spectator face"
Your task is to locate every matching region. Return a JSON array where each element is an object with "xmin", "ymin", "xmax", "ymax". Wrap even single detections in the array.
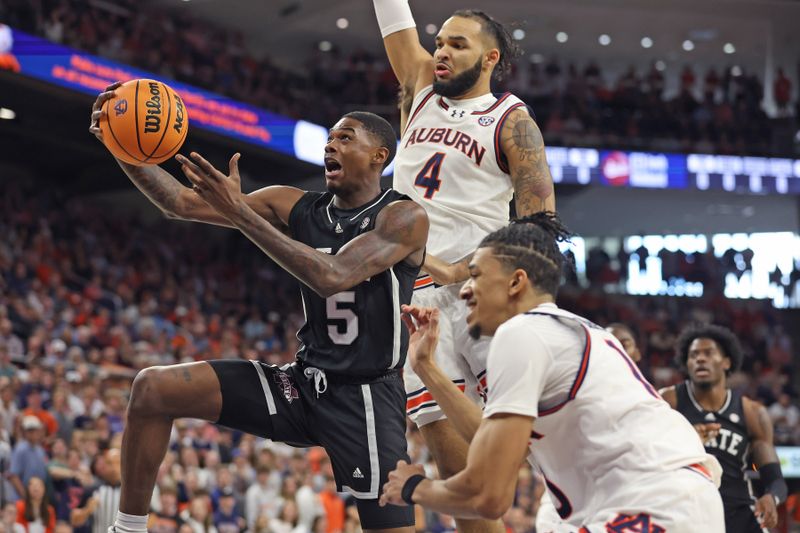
[
  {"xmin": 23, "ymin": 419, "xmax": 44, "ymax": 444},
  {"xmin": 67, "ymin": 449, "xmax": 82, "ymax": 470},
  {"xmin": 0, "ymin": 319, "xmax": 12, "ymax": 336},
  {"xmin": 217, "ymin": 466, "xmax": 233, "ymax": 487},
  {"xmin": 779, "ymin": 393, "xmax": 792, "ymax": 407},
  {"xmin": 687, "ymin": 338, "xmax": 730, "ymax": 388},
  {"xmin": 27, "ymin": 476, "xmax": 46, "ymax": 501},
  {"xmin": 52, "ymin": 438, "xmax": 67, "ymax": 458},
  {"xmin": 27, "ymin": 389, "xmax": 42, "ymax": 409},
  {"xmin": 189, "ymin": 497, "xmax": 208, "ymax": 521},
  {"xmin": 3, "ymin": 502, "xmax": 17, "ymax": 525},
  {"xmin": 159, "ymin": 489, "xmax": 178, "ymax": 515},
  {"xmin": 203, "ymin": 450, "xmax": 220, "ymax": 469},
  {"xmin": 608, "ymin": 325, "xmax": 641, "ymax": 363},
  {"xmin": 219, "ymin": 493, "xmax": 235, "ymax": 514},
  {"xmin": 104, "ymin": 448, "xmax": 122, "ymax": 484}
]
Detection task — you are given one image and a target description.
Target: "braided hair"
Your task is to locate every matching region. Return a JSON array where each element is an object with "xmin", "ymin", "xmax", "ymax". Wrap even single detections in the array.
[
  {"xmin": 478, "ymin": 211, "xmax": 574, "ymax": 296},
  {"xmin": 451, "ymin": 9, "xmax": 522, "ymax": 81}
]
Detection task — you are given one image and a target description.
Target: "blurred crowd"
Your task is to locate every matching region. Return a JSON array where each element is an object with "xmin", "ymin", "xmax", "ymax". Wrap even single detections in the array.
[
  {"xmin": 1, "ymin": 173, "xmax": 799, "ymax": 533},
  {"xmin": 2, "ymin": 0, "xmax": 798, "ymax": 157}
]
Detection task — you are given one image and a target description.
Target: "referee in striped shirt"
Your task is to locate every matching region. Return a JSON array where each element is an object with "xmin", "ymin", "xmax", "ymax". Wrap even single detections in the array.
[{"xmin": 72, "ymin": 448, "xmax": 122, "ymax": 533}]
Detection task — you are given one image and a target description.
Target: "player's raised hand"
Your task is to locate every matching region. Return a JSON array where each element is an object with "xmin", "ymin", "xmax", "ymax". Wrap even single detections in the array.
[
  {"xmin": 754, "ymin": 493, "xmax": 778, "ymax": 528},
  {"xmin": 177, "ymin": 152, "xmax": 243, "ymax": 218},
  {"xmin": 379, "ymin": 460, "xmax": 426, "ymax": 507},
  {"xmin": 401, "ymin": 305, "xmax": 440, "ymax": 372},
  {"xmin": 89, "ymin": 81, "xmax": 123, "ymax": 142}
]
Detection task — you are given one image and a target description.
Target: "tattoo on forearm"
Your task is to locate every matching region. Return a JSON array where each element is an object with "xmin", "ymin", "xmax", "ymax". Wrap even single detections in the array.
[
  {"xmin": 126, "ymin": 165, "xmax": 184, "ymax": 212},
  {"xmin": 232, "ymin": 201, "xmax": 420, "ymax": 295},
  {"xmin": 500, "ymin": 114, "xmax": 555, "ymax": 216},
  {"xmin": 183, "ymin": 369, "xmax": 192, "ymax": 382}
]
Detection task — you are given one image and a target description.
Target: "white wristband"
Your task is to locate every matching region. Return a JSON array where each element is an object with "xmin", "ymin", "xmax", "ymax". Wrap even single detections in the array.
[{"xmin": 373, "ymin": 0, "xmax": 416, "ymax": 38}]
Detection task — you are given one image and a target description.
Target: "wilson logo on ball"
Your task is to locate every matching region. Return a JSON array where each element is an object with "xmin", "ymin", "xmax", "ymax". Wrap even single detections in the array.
[{"xmin": 144, "ymin": 81, "xmax": 162, "ymax": 134}]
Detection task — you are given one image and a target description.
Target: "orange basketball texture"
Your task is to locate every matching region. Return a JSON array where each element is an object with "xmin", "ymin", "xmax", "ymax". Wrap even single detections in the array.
[{"xmin": 100, "ymin": 79, "xmax": 189, "ymax": 165}]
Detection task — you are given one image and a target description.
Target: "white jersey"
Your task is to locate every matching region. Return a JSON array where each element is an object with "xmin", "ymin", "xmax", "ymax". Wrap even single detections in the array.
[
  {"xmin": 393, "ymin": 85, "xmax": 526, "ymax": 262},
  {"xmin": 484, "ymin": 304, "xmax": 716, "ymax": 528}
]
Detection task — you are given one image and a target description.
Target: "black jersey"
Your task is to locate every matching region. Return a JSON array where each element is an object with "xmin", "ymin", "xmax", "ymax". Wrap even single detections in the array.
[
  {"xmin": 287, "ymin": 188, "xmax": 420, "ymax": 377},
  {"xmin": 675, "ymin": 381, "xmax": 754, "ymax": 506}
]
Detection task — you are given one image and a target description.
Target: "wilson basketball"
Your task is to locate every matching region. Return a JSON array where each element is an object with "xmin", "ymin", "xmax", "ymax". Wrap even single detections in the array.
[{"xmin": 100, "ymin": 79, "xmax": 188, "ymax": 165}]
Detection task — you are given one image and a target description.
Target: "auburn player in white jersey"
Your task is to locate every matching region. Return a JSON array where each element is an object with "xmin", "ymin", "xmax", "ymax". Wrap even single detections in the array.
[
  {"xmin": 379, "ymin": 214, "xmax": 725, "ymax": 533},
  {"xmin": 372, "ymin": 5, "xmax": 554, "ymax": 532}
]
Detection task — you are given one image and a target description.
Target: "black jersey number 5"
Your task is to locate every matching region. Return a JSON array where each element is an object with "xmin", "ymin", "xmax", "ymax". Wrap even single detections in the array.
[{"xmin": 326, "ymin": 291, "xmax": 358, "ymax": 345}]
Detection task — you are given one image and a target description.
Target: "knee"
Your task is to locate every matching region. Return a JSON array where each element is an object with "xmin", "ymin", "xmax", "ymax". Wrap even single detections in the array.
[{"xmin": 128, "ymin": 366, "xmax": 167, "ymax": 418}]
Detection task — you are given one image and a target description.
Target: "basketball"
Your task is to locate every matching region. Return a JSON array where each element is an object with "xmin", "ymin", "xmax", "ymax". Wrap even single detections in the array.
[{"xmin": 99, "ymin": 78, "xmax": 188, "ymax": 165}]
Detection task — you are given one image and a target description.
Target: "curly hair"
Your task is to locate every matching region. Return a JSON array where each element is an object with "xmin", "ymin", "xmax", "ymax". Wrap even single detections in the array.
[
  {"xmin": 478, "ymin": 211, "xmax": 574, "ymax": 297},
  {"xmin": 674, "ymin": 324, "xmax": 744, "ymax": 373},
  {"xmin": 451, "ymin": 9, "xmax": 522, "ymax": 81}
]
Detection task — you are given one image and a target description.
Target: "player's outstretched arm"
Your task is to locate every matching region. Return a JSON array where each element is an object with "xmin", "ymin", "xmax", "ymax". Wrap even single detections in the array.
[
  {"xmin": 180, "ymin": 151, "xmax": 429, "ymax": 297},
  {"xmin": 379, "ymin": 413, "xmax": 532, "ymax": 518},
  {"xmin": 373, "ymin": 0, "xmax": 433, "ymax": 103},
  {"xmin": 89, "ymin": 84, "xmax": 299, "ymax": 228},
  {"xmin": 498, "ymin": 108, "xmax": 556, "ymax": 216},
  {"xmin": 402, "ymin": 305, "xmax": 483, "ymax": 442},
  {"xmin": 744, "ymin": 398, "xmax": 786, "ymax": 529},
  {"xmin": 421, "ymin": 253, "xmax": 470, "ymax": 286}
]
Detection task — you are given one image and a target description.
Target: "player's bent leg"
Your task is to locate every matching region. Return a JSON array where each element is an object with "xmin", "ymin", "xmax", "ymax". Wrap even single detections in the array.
[
  {"xmin": 420, "ymin": 420, "xmax": 505, "ymax": 533},
  {"xmin": 120, "ymin": 362, "xmax": 222, "ymax": 515}
]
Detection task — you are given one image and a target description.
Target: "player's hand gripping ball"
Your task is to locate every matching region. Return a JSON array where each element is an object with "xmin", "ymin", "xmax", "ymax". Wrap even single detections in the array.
[{"xmin": 94, "ymin": 79, "xmax": 189, "ymax": 165}]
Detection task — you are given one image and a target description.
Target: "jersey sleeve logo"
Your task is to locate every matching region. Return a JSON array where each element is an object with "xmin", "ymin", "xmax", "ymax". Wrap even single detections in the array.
[{"xmin": 478, "ymin": 116, "xmax": 495, "ymax": 126}]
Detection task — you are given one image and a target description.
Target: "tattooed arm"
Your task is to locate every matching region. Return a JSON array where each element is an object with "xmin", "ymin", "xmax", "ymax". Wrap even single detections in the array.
[
  {"xmin": 499, "ymin": 108, "xmax": 556, "ymax": 216},
  {"xmin": 90, "ymin": 84, "xmax": 296, "ymax": 228},
  {"xmin": 227, "ymin": 199, "xmax": 428, "ymax": 298},
  {"xmin": 116, "ymin": 161, "xmax": 300, "ymax": 228},
  {"xmin": 179, "ymin": 151, "xmax": 429, "ymax": 298}
]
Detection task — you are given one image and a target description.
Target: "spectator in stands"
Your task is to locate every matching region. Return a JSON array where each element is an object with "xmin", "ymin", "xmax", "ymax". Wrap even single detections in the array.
[
  {"xmin": 14, "ymin": 477, "xmax": 55, "ymax": 533},
  {"xmin": 8, "ymin": 417, "xmax": 48, "ymax": 503},
  {"xmin": 769, "ymin": 392, "xmax": 800, "ymax": 445}
]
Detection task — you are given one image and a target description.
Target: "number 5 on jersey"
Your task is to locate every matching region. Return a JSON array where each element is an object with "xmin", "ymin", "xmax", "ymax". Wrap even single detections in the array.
[
  {"xmin": 415, "ymin": 152, "xmax": 446, "ymax": 199},
  {"xmin": 326, "ymin": 291, "xmax": 357, "ymax": 345}
]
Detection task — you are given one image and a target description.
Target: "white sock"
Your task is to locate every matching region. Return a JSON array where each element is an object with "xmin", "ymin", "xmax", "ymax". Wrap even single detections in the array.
[{"xmin": 113, "ymin": 511, "xmax": 148, "ymax": 533}]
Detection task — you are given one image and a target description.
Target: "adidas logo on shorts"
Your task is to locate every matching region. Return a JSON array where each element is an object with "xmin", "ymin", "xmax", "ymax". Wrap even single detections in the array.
[{"xmin": 352, "ymin": 467, "xmax": 364, "ymax": 479}]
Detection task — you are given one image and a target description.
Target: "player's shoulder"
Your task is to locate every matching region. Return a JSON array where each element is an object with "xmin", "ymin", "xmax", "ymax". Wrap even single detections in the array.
[
  {"xmin": 495, "ymin": 311, "xmax": 550, "ymax": 341},
  {"xmin": 659, "ymin": 385, "xmax": 679, "ymax": 408},
  {"xmin": 376, "ymin": 196, "xmax": 429, "ymax": 234}
]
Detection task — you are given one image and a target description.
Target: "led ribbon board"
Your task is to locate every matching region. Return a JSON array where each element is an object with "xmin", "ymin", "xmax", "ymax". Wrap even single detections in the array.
[{"xmin": 4, "ymin": 25, "xmax": 800, "ymax": 191}]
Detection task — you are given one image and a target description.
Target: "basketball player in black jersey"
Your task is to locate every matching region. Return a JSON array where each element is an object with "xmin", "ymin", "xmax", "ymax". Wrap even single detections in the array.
[
  {"xmin": 91, "ymin": 85, "xmax": 428, "ymax": 533},
  {"xmin": 660, "ymin": 324, "xmax": 786, "ymax": 532}
]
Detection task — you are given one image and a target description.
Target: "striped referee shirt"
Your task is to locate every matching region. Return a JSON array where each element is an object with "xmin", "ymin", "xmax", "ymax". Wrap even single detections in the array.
[{"xmin": 89, "ymin": 483, "xmax": 122, "ymax": 533}]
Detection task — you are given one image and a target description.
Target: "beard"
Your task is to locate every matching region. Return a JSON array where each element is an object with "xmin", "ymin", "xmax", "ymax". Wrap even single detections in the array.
[
  {"xmin": 433, "ymin": 57, "xmax": 483, "ymax": 98},
  {"xmin": 468, "ymin": 324, "xmax": 481, "ymax": 340}
]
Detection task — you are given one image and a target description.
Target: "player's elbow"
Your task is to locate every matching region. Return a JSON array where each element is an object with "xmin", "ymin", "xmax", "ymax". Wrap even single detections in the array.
[{"xmin": 474, "ymin": 492, "xmax": 511, "ymax": 520}]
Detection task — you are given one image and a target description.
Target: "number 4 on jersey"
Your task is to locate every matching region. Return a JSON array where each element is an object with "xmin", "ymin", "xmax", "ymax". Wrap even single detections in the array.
[
  {"xmin": 605, "ymin": 513, "xmax": 665, "ymax": 533},
  {"xmin": 415, "ymin": 152, "xmax": 446, "ymax": 199}
]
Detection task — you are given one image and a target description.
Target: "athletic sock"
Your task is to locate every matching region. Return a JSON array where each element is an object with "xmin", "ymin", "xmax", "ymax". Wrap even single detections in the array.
[{"xmin": 112, "ymin": 511, "xmax": 148, "ymax": 533}]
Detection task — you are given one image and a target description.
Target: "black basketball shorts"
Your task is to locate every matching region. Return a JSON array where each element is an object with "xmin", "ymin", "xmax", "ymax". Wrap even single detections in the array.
[{"xmin": 209, "ymin": 360, "xmax": 414, "ymax": 530}]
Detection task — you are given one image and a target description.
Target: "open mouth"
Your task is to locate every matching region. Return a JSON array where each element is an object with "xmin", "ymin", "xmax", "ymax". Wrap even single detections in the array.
[
  {"xmin": 434, "ymin": 63, "xmax": 452, "ymax": 78},
  {"xmin": 324, "ymin": 158, "xmax": 343, "ymax": 178}
]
